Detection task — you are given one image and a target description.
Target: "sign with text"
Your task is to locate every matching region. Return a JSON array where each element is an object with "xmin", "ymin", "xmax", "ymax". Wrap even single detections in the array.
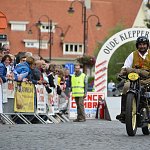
[
  {"xmin": 14, "ymin": 82, "xmax": 34, "ymax": 112},
  {"xmin": 35, "ymin": 85, "xmax": 47, "ymax": 114},
  {"xmin": 68, "ymin": 92, "xmax": 105, "ymax": 119}
]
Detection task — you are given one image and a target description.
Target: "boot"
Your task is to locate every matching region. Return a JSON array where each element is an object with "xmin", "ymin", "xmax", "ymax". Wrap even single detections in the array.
[{"xmin": 116, "ymin": 94, "xmax": 126, "ymax": 121}]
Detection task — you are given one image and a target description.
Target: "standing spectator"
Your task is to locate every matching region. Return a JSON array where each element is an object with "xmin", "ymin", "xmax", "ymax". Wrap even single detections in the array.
[
  {"xmin": 71, "ymin": 63, "xmax": 87, "ymax": 122},
  {"xmin": 15, "ymin": 52, "xmax": 26, "ymax": 64},
  {"xmin": 0, "ymin": 53, "xmax": 3, "ymax": 62},
  {"xmin": 47, "ymin": 64, "xmax": 56, "ymax": 88},
  {"xmin": 64, "ymin": 68, "xmax": 71, "ymax": 98},
  {"xmin": 1, "ymin": 44, "xmax": 10, "ymax": 56},
  {"xmin": 0, "ymin": 55, "xmax": 13, "ymax": 83},
  {"xmin": 108, "ymin": 80, "xmax": 115, "ymax": 92},
  {"xmin": 13, "ymin": 56, "xmax": 35, "ymax": 81},
  {"xmin": 27, "ymin": 59, "xmax": 42, "ymax": 85}
]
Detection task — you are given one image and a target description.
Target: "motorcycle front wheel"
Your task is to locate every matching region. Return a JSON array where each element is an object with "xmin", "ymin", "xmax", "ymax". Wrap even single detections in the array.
[{"xmin": 125, "ymin": 93, "xmax": 137, "ymax": 136}]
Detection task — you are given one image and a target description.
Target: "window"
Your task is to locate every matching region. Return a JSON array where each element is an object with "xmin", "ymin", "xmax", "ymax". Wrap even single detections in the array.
[
  {"xmin": 9, "ymin": 21, "xmax": 29, "ymax": 31},
  {"xmin": 63, "ymin": 43, "xmax": 84, "ymax": 55},
  {"xmin": 23, "ymin": 40, "xmax": 48, "ymax": 49},
  {"xmin": 40, "ymin": 22, "xmax": 55, "ymax": 33}
]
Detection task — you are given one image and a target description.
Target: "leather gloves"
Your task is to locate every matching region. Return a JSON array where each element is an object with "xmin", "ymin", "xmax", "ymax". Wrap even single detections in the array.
[{"xmin": 118, "ymin": 68, "xmax": 150, "ymax": 78}]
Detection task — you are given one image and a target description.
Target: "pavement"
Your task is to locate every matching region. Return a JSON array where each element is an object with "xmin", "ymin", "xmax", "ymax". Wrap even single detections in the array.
[{"xmin": 0, "ymin": 119, "xmax": 149, "ymax": 150}]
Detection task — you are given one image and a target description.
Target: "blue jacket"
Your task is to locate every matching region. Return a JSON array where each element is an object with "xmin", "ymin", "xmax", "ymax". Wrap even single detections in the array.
[
  {"xmin": 0, "ymin": 62, "xmax": 7, "ymax": 83},
  {"xmin": 27, "ymin": 67, "xmax": 41, "ymax": 84},
  {"xmin": 13, "ymin": 62, "xmax": 30, "ymax": 81}
]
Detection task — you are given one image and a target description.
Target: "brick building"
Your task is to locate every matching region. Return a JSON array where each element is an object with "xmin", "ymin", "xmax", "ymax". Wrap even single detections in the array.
[{"xmin": 0, "ymin": 0, "xmax": 142, "ymax": 64}]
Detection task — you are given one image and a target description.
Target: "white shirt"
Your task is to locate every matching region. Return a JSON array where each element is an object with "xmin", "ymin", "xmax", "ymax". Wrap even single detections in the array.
[
  {"xmin": 108, "ymin": 82, "xmax": 115, "ymax": 92},
  {"xmin": 122, "ymin": 51, "xmax": 148, "ymax": 68}
]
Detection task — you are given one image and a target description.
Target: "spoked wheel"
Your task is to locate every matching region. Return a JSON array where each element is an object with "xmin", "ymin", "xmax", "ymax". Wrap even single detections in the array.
[
  {"xmin": 125, "ymin": 93, "xmax": 137, "ymax": 136},
  {"xmin": 142, "ymin": 124, "xmax": 150, "ymax": 135}
]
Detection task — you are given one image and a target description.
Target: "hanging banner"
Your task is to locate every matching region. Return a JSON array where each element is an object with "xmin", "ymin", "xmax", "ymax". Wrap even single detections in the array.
[
  {"xmin": 35, "ymin": 85, "xmax": 56, "ymax": 115},
  {"xmin": 2, "ymin": 83, "xmax": 8, "ymax": 103},
  {"xmin": 68, "ymin": 92, "xmax": 105, "ymax": 119},
  {"xmin": 14, "ymin": 82, "xmax": 34, "ymax": 112},
  {"xmin": 1, "ymin": 81, "xmax": 15, "ymax": 103},
  {"xmin": 35, "ymin": 84, "xmax": 47, "ymax": 114},
  {"xmin": 46, "ymin": 88, "xmax": 55, "ymax": 115},
  {"xmin": 7, "ymin": 80, "xmax": 15, "ymax": 98},
  {"xmin": 53, "ymin": 88, "xmax": 59, "ymax": 113}
]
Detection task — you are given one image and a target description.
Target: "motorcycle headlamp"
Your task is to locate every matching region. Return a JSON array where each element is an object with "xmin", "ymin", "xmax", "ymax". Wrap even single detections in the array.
[{"xmin": 128, "ymin": 73, "xmax": 139, "ymax": 81}]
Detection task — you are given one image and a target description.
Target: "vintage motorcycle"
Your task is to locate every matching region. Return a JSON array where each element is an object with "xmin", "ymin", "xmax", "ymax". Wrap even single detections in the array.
[{"xmin": 119, "ymin": 72, "xmax": 150, "ymax": 136}]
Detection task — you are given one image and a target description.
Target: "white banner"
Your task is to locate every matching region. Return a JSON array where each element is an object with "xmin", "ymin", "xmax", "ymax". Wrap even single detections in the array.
[
  {"xmin": 35, "ymin": 85, "xmax": 47, "ymax": 114},
  {"xmin": 46, "ymin": 87, "xmax": 55, "ymax": 115},
  {"xmin": 35, "ymin": 85, "xmax": 58, "ymax": 115},
  {"xmin": 7, "ymin": 80, "xmax": 15, "ymax": 98},
  {"xmin": 68, "ymin": 92, "xmax": 105, "ymax": 119},
  {"xmin": 2, "ymin": 83, "xmax": 8, "ymax": 103}
]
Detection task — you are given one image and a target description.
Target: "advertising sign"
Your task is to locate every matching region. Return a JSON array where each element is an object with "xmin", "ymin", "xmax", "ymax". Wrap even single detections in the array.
[
  {"xmin": 69, "ymin": 92, "xmax": 104, "ymax": 119},
  {"xmin": 14, "ymin": 82, "xmax": 34, "ymax": 112}
]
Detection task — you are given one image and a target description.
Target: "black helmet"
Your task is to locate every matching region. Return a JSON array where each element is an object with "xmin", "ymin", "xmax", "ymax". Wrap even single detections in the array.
[{"xmin": 136, "ymin": 36, "xmax": 149, "ymax": 48}]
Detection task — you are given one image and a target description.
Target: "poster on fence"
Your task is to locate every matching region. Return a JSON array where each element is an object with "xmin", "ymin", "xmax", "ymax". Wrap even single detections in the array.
[
  {"xmin": 46, "ymin": 87, "xmax": 59, "ymax": 115},
  {"xmin": 14, "ymin": 82, "xmax": 34, "ymax": 112},
  {"xmin": 68, "ymin": 92, "xmax": 105, "ymax": 119},
  {"xmin": 2, "ymin": 83, "xmax": 8, "ymax": 103},
  {"xmin": 35, "ymin": 84, "xmax": 47, "ymax": 114},
  {"xmin": 7, "ymin": 80, "xmax": 15, "ymax": 98},
  {"xmin": 1, "ymin": 81, "xmax": 15, "ymax": 103},
  {"xmin": 35, "ymin": 85, "xmax": 56, "ymax": 115},
  {"xmin": 47, "ymin": 88, "xmax": 55, "ymax": 115}
]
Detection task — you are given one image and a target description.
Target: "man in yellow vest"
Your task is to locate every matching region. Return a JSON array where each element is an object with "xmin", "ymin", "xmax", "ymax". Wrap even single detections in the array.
[
  {"xmin": 71, "ymin": 63, "xmax": 87, "ymax": 122},
  {"xmin": 116, "ymin": 36, "xmax": 150, "ymax": 122}
]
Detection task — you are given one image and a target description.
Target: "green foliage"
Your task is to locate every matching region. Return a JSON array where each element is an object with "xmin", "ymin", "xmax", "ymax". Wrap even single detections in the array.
[
  {"xmin": 77, "ymin": 55, "xmax": 96, "ymax": 67},
  {"xmin": 108, "ymin": 41, "xmax": 135, "ymax": 83},
  {"xmin": 94, "ymin": 22, "xmax": 136, "ymax": 83}
]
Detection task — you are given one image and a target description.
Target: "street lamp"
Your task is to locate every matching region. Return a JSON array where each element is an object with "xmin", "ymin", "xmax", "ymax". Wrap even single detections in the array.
[
  {"xmin": 38, "ymin": 15, "xmax": 65, "ymax": 62},
  {"xmin": 55, "ymin": 25, "xmax": 65, "ymax": 44},
  {"xmin": 28, "ymin": 21, "xmax": 42, "ymax": 57},
  {"xmin": 29, "ymin": 15, "xmax": 66, "ymax": 61},
  {"xmin": 85, "ymin": 15, "xmax": 102, "ymax": 53},
  {"xmin": 38, "ymin": 15, "xmax": 53, "ymax": 61},
  {"xmin": 68, "ymin": 0, "xmax": 102, "ymax": 55}
]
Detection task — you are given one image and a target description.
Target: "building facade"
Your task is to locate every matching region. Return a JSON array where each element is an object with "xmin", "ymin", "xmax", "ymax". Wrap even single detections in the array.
[{"xmin": 0, "ymin": 0, "xmax": 142, "ymax": 64}]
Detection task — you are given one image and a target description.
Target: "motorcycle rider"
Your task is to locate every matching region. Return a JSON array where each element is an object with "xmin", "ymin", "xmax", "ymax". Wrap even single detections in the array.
[{"xmin": 116, "ymin": 36, "xmax": 150, "ymax": 122}]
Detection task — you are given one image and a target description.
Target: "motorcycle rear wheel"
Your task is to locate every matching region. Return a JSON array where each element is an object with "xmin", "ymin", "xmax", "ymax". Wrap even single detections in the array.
[
  {"xmin": 126, "ymin": 93, "xmax": 137, "ymax": 136},
  {"xmin": 142, "ymin": 124, "xmax": 150, "ymax": 135}
]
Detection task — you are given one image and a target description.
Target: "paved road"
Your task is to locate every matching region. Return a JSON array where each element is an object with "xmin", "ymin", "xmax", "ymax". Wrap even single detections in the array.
[{"xmin": 0, "ymin": 120, "xmax": 149, "ymax": 150}]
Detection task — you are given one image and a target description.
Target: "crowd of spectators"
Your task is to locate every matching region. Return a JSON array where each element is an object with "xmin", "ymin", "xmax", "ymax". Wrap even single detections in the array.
[{"xmin": 0, "ymin": 44, "xmax": 72, "ymax": 112}]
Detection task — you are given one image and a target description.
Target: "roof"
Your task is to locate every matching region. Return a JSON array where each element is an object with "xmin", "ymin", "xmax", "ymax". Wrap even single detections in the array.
[{"xmin": 0, "ymin": 0, "xmax": 142, "ymax": 62}]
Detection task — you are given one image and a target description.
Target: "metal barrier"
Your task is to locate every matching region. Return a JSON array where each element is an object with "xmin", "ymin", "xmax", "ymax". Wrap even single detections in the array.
[{"xmin": 0, "ymin": 82, "xmax": 70, "ymax": 125}]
